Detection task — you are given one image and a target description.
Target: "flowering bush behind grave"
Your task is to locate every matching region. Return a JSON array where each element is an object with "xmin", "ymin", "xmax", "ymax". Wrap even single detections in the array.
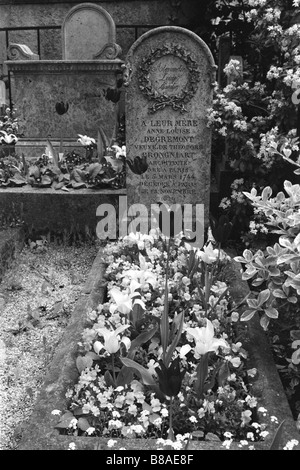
[
  {"xmin": 232, "ymin": 157, "xmax": 300, "ymax": 418},
  {"xmin": 52, "ymin": 231, "xmax": 286, "ymax": 450},
  {"xmin": 205, "ymin": 1, "xmax": 300, "ymax": 243}
]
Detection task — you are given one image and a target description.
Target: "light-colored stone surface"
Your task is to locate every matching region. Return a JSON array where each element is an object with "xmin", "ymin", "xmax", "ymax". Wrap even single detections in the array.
[
  {"xmin": 61, "ymin": 3, "xmax": 118, "ymax": 60},
  {"xmin": 7, "ymin": 44, "xmax": 39, "ymax": 61},
  {"xmin": 8, "ymin": 60, "xmax": 123, "ymax": 141},
  {"xmin": 0, "ymin": 2, "xmax": 173, "ymax": 63},
  {"xmin": 0, "ymin": 2, "xmax": 172, "ymax": 28},
  {"xmin": 125, "ymin": 26, "xmax": 216, "ymax": 224}
]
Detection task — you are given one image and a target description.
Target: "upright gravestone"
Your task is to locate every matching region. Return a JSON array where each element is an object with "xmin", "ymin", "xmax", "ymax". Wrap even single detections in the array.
[
  {"xmin": 6, "ymin": 3, "xmax": 123, "ymax": 158},
  {"xmin": 62, "ymin": 3, "xmax": 121, "ymax": 60},
  {"xmin": 124, "ymin": 26, "xmax": 216, "ymax": 234}
]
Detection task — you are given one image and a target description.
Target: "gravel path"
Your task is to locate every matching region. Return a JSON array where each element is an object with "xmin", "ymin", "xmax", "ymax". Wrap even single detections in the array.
[{"xmin": 0, "ymin": 241, "xmax": 99, "ymax": 450}]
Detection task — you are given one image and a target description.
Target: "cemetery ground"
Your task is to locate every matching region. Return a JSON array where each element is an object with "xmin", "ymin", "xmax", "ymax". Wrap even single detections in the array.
[
  {"xmin": 1, "ymin": 0, "xmax": 300, "ymax": 454},
  {"xmin": 0, "ymin": 232, "xmax": 99, "ymax": 450}
]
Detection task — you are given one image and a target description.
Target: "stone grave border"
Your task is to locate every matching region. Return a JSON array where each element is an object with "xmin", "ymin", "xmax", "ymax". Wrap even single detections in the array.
[
  {"xmin": 16, "ymin": 248, "xmax": 300, "ymax": 450},
  {"xmin": 0, "ymin": 227, "xmax": 25, "ymax": 282}
]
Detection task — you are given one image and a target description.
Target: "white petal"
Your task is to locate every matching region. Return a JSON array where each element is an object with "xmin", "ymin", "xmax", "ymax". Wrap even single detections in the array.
[
  {"xmin": 93, "ymin": 341, "xmax": 104, "ymax": 355},
  {"xmin": 121, "ymin": 336, "xmax": 131, "ymax": 351},
  {"xmin": 180, "ymin": 344, "xmax": 192, "ymax": 358}
]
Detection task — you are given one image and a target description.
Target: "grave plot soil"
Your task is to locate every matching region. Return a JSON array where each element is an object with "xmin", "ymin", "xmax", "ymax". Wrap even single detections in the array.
[{"xmin": 0, "ymin": 240, "xmax": 99, "ymax": 450}]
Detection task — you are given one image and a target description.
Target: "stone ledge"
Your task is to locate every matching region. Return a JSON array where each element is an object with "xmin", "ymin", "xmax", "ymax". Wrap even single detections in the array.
[
  {"xmin": 6, "ymin": 60, "xmax": 124, "ymax": 73},
  {"xmin": 0, "ymin": 188, "xmax": 126, "ymax": 235}
]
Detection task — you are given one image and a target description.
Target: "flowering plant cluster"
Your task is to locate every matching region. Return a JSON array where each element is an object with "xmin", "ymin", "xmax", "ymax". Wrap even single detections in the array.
[
  {"xmin": 205, "ymin": 0, "xmax": 300, "ymax": 244},
  {"xmin": 0, "ymin": 132, "xmax": 126, "ymax": 190},
  {"xmin": 51, "ymin": 230, "xmax": 288, "ymax": 449},
  {"xmin": 0, "ymin": 107, "xmax": 23, "ymax": 151}
]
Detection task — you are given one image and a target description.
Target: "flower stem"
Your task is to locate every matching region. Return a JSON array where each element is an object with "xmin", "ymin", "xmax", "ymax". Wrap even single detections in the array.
[
  {"xmin": 111, "ymin": 353, "xmax": 116, "ymax": 384},
  {"xmin": 168, "ymin": 396, "xmax": 175, "ymax": 441}
]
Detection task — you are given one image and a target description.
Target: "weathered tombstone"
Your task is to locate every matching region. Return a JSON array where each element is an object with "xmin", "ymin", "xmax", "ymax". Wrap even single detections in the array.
[
  {"xmin": 62, "ymin": 3, "xmax": 121, "ymax": 60},
  {"xmin": 6, "ymin": 3, "xmax": 123, "ymax": 158},
  {"xmin": 124, "ymin": 26, "xmax": 216, "ymax": 236}
]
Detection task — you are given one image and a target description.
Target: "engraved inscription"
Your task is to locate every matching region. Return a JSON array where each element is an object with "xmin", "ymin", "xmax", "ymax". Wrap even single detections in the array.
[
  {"xmin": 149, "ymin": 56, "xmax": 189, "ymax": 96},
  {"xmin": 133, "ymin": 118, "xmax": 201, "ymax": 202},
  {"xmin": 138, "ymin": 43, "xmax": 201, "ymax": 113}
]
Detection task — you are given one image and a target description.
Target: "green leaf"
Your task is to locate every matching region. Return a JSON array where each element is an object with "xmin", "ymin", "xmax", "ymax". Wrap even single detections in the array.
[
  {"xmin": 72, "ymin": 181, "xmax": 87, "ymax": 189},
  {"xmin": 46, "ymin": 139, "xmax": 60, "ymax": 169},
  {"xmin": 161, "ymin": 243, "xmax": 171, "ymax": 364},
  {"xmin": 262, "ymin": 186, "xmax": 272, "ymax": 201},
  {"xmin": 257, "ymin": 289, "xmax": 270, "ymax": 307},
  {"xmin": 260, "ymin": 314, "xmax": 270, "ymax": 330},
  {"xmin": 269, "ymin": 420, "xmax": 285, "ymax": 450},
  {"xmin": 252, "ymin": 277, "xmax": 265, "ymax": 287},
  {"xmin": 99, "ymin": 126, "xmax": 111, "ymax": 148},
  {"xmin": 29, "ymin": 165, "xmax": 40, "ymax": 179},
  {"xmin": 234, "ymin": 256, "xmax": 248, "ymax": 263},
  {"xmin": 54, "ymin": 411, "xmax": 74, "ymax": 429},
  {"xmin": 128, "ymin": 302, "xmax": 145, "ymax": 331},
  {"xmin": 88, "ymin": 162, "xmax": 103, "ymax": 179},
  {"xmin": 41, "ymin": 175, "xmax": 52, "ymax": 186},
  {"xmin": 195, "ymin": 352, "xmax": 209, "ymax": 399},
  {"xmin": 272, "ymin": 289, "xmax": 286, "ymax": 299},
  {"xmin": 127, "ymin": 326, "xmax": 158, "ymax": 360},
  {"xmin": 247, "ymin": 298, "xmax": 258, "ymax": 309},
  {"xmin": 9, "ymin": 176, "xmax": 26, "ymax": 186},
  {"xmin": 240, "ymin": 309, "xmax": 256, "ymax": 321},
  {"xmin": 243, "ymin": 249, "xmax": 254, "ymax": 262},
  {"xmin": 78, "ymin": 417, "xmax": 90, "ymax": 432},
  {"xmin": 76, "ymin": 355, "xmax": 93, "ymax": 373},
  {"xmin": 120, "ymin": 357, "xmax": 156, "ymax": 386},
  {"xmin": 264, "ymin": 306, "xmax": 279, "ymax": 319},
  {"xmin": 218, "ymin": 361, "xmax": 230, "ymax": 386},
  {"xmin": 242, "ymin": 269, "xmax": 257, "ymax": 281},
  {"xmin": 278, "ymin": 254, "xmax": 299, "ymax": 264},
  {"xmin": 116, "ymin": 365, "xmax": 134, "ymax": 387},
  {"xmin": 54, "ymin": 181, "xmax": 66, "ymax": 190},
  {"xmin": 104, "ymin": 370, "xmax": 116, "ymax": 388},
  {"xmin": 165, "ymin": 311, "xmax": 184, "ymax": 367}
]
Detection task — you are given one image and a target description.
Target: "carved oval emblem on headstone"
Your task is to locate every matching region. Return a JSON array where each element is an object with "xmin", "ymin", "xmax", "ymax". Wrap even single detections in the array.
[{"xmin": 138, "ymin": 43, "xmax": 201, "ymax": 113}]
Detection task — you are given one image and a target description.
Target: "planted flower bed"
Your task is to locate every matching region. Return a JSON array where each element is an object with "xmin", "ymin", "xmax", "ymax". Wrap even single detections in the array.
[
  {"xmin": 16, "ymin": 232, "xmax": 300, "ymax": 451},
  {"xmin": 0, "ymin": 126, "xmax": 128, "ymax": 235}
]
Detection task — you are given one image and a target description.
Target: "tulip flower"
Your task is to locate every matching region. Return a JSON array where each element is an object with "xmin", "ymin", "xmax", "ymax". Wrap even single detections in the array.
[
  {"xmin": 186, "ymin": 319, "xmax": 229, "ymax": 358},
  {"xmin": 94, "ymin": 324, "xmax": 131, "ymax": 385},
  {"xmin": 112, "ymin": 144, "xmax": 126, "ymax": 159},
  {"xmin": 55, "ymin": 101, "xmax": 69, "ymax": 115},
  {"xmin": 123, "ymin": 231, "xmax": 155, "ymax": 249},
  {"xmin": 196, "ymin": 242, "xmax": 220, "ymax": 264},
  {"xmin": 93, "ymin": 324, "xmax": 130, "ymax": 355},
  {"xmin": 109, "ymin": 281, "xmax": 145, "ymax": 315},
  {"xmin": 77, "ymin": 134, "xmax": 96, "ymax": 148},
  {"xmin": 126, "ymin": 155, "xmax": 148, "ymax": 175},
  {"xmin": 155, "ymin": 356, "xmax": 185, "ymax": 398},
  {"xmin": 155, "ymin": 356, "xmax": 186, "ymax": 442},
  {"xmin": 121, "ymin": 255, "xmax": 157, "ymax": 290},
  {"xmin": 0, "ymin": 130, "xmax": 18, "ymax": 144}
]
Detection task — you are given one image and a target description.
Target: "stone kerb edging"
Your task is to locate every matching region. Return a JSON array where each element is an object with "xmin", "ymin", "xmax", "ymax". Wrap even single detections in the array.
[
  {"xmin": 16, "ymin": 249, "xmax": 300, "ymax": 450},
  {"xmin": 0, "ymin": 227, "xmax": 25, "ymax": 283}
]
